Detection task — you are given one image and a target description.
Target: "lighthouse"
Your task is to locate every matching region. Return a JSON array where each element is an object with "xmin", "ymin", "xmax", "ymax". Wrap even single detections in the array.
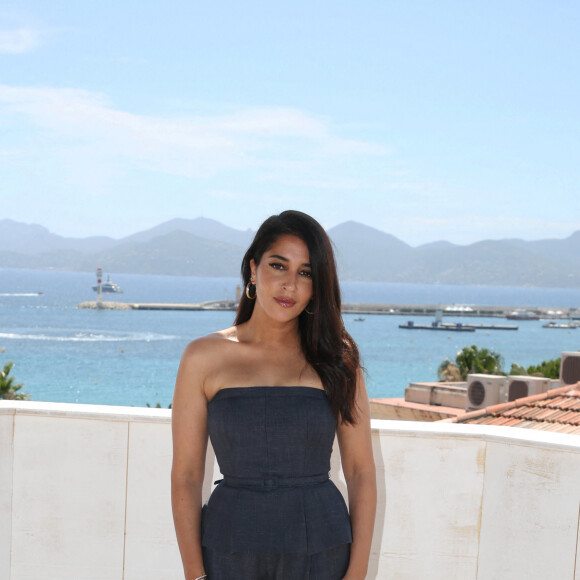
[{"xmin": 96, "ymin": 267, "xmax": 103, "ymax": 308}]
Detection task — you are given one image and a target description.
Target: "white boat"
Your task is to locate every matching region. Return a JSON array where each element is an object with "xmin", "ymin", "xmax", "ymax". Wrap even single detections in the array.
[
  {"xmin": 92, "ymin": 275, "xmax": 123, "ymax": 294},
  {"xmin": 506, "ymin": 309, "xmax": 539, "ymax": 320},
  {"xmin": 542, "ymin": 321, "xmax": 579, "ymax": 329}
]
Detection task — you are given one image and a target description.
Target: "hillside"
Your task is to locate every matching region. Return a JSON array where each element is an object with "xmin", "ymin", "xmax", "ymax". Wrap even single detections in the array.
[{"xmin": 1, "ymin": 218, "xmax": 579, "ymax": 287}]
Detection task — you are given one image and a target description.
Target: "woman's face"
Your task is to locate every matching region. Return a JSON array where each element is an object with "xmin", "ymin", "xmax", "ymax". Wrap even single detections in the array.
[{"xmin": 250, "ymin": 234, "xmax": 313, "ymax": 322}]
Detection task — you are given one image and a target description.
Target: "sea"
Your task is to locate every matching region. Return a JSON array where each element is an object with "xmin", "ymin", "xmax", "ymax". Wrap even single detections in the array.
[{"xmin": 1, "ymin": 268, "xmax": 579, "ymax": 408}]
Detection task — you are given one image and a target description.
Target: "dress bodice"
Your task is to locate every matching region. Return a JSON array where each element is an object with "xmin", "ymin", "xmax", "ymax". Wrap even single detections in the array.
[{"xmin": 201, "ymin": 386, "xmax": 352, "ymax": 555}]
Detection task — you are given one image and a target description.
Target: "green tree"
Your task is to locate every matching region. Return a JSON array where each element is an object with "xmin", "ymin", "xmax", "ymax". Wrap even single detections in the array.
[
  {"xmin": 526, "ymin": 358, "xmax": 561, "ymax": 379},
  {"xmin": 509, "ymin": 363, "xmax": 527, "ymax": 376},
  {"xmin": 439, "ymin": 345, "xmax": 504, "ymax": 381},
  {"xmin": 146, "ymin": 402, "xmax": 172, "ymax": 409},
  {"xmin": 0, "ymin": 361, "xmax": 29, "ymax": 400}
]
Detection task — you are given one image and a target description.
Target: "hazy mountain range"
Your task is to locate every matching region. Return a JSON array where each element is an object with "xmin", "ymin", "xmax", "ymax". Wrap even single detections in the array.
[{"xmin": 1, "ymin": 218, "xmax": 580, "ymax": 288}]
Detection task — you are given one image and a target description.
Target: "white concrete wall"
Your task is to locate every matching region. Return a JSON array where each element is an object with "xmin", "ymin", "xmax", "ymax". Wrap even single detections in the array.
[{"xmin": 2, "ymin": 401, "xmax": 580, "ymax": 579}]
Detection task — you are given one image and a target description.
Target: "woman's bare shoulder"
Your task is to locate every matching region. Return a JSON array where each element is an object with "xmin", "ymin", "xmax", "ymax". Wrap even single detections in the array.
[
  {"xmin": 176, "ymin": 327, "xmax": 241, "ymax": 394},
  {"xmin": 181, "ymin": 326, "xmax": 239, "ymax": 359}
]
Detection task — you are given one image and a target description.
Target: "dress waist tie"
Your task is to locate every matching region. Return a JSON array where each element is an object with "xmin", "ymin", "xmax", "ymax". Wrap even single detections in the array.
[{"xmin": 220, "ymin": 473, "xmax": 329, "ymax": 490}]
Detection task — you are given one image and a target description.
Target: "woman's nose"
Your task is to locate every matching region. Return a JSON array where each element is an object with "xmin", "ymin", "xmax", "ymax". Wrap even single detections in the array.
[{"xmin": 282, "ymin": 273, "xmax": 297, "ymax": 289}]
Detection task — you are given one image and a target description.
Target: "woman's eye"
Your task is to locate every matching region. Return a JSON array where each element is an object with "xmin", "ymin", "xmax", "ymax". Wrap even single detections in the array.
[
  {"xmin": 269, "ymin": 262, "xmax": 285, "ymax": 270},
  {"xmin": 300, "ymin": 270, "xmax": 312, "ymax": 278}
]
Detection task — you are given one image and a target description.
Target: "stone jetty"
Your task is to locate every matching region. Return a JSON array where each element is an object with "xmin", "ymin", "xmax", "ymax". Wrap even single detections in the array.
[{"xmin": 77, "ymin": 300, "xmax": 578, "ymax": 319}]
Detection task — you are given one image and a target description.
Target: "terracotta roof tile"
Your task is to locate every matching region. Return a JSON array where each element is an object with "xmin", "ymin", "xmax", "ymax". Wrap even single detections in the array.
[
  {"xmin": 525, "ymin": 407, "xmax": 549, "ymax": 420},
  {"xmin": 504, "ymin": 418, "xmax": 525, "ymax": 427},
  {"xmin": 486, "ymin": 401, "xmax": 518, "ymax": 414},
  {"xmin": 543, "ymin": 423, "xmax": 566, "ymax": 432},
  {"xmin": 444, "ymin": 382, "xmax": 580, "ymax": 433},
  {"xmin": 559, "ymin": 424, "xmax": 580, "ymax": 434},
  {"xmin": 503, "ymin": 406, "xmax": 530, "ymax": 418},
  {"xmin": 559, "ymin": 410, "xmax": 579, "ymax": 424},
  {"xmin": 533, "ymin": 410, "xmax": 557, "ymax": 422},
  {"xmin": 551, "ymin": 398, "xmax": 573, "ymax": 410},
  {"xmin": 536, "ymin": 408, "xmax": 560, "ymax": 420}
]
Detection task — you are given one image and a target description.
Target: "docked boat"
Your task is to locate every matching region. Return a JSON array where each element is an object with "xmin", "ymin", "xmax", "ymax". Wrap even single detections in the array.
[
  {"xmin": 506, "ymin": 309, "xmax": 540, "ymax": 320},
  {"xmin": 92, "ymin": 275, "xmax": 123, "ymax": 294},
  {"xmin": 542, "ymin": 321, "xmax": 579, "ymax": 329},
  {"xmin": 399, "ymin": 320, "xmax": 475, "ymax": 332}
]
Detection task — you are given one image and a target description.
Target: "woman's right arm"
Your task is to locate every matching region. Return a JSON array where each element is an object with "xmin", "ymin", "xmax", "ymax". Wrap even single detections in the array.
[{"xmin": 171, "ymin": 340, "xmax": 210, "ymax": 580}]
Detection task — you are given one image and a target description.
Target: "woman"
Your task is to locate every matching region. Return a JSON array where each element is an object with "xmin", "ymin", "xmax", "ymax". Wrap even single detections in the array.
[{"xmin": 172, "ymin": 210, "xmax": 376, "ymax": 580}]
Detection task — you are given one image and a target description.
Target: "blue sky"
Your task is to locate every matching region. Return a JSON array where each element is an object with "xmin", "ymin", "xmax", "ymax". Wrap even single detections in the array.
[{"xmin": 1, "ymin": 1, "xmax": 578, "ymax": 246}]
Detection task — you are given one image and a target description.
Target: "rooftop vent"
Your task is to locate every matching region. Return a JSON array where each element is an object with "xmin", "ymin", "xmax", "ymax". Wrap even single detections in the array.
[
  {"xmin": 507, "ymin": 376, "xmax": 551, "ymax": 401},
  {"xmin": 466, "ymin": 374, "xmax": 507, "ymax": 411}
]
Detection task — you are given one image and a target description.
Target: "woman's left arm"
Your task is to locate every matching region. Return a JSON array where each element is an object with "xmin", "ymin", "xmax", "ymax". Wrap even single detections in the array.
[{"xmin": 337, "ymin": 369, "xmax": 377, "ymax": 580}]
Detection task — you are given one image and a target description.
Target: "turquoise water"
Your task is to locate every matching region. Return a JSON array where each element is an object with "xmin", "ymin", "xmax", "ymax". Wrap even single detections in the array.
[{"xmin": 1, "ymin": 269, "xmax": 579, "ymax": 407}]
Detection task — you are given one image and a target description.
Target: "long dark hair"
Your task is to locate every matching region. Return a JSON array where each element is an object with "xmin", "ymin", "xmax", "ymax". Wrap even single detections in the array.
[{"xmin": 234, "ymin": 210, "xmax": 360, "ymax": 424}]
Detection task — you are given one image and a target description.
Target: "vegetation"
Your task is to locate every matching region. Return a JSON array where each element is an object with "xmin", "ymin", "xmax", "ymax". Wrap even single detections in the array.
[
  {"xmin": 508, "ymin": 363, "xmax": 527, "ymax": 376},
  {"xmin": 526, "ymin": 357, "xmax": 561, "ymax": 379},
  {"xmin": 439, "ymin": 346, "xmax": 567, "ymax": 382},
  {"xmin": 438, "ymin": 345, "xmax": 503, "ymax": 381},
  {"xmin": 0, "ymin": 361, "xmax": 29, "ymax": 400}
]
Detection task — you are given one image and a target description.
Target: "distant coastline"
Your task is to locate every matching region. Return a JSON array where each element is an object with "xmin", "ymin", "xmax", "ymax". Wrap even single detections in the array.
[{"xmin": 2, "ymin": 217, "xmax": 580, "ymax": 288}]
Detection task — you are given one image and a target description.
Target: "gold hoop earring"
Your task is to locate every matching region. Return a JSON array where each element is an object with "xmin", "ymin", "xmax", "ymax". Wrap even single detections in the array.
[
  {"xmin": 304, "ymin": 302, "xmax": 314, "ymax": 315},
  {"xmin": 245, "ymin": 282, "xmax": 256, "ymax": 300}
]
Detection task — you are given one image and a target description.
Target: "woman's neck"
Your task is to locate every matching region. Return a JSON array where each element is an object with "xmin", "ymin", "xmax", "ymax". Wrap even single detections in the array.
[{"xmin": 237, "ymin": 309, "xmax": 301, "ymax": 349}]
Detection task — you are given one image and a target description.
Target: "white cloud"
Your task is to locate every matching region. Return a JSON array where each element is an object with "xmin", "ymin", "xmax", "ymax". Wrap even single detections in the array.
[
  {"xmin": 0, "ymin": 84, "xmax": 389, "ymax": 182},
  {"xmin": 0, "ymin": 29, "xmax": 41, "ymax": 54}
]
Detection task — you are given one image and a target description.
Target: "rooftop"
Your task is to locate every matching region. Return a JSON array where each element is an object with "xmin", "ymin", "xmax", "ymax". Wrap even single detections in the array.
[
  {"xmin": 443, "ymin": 382, "xmax": 580, "ymax": 433},
  {"xmin": 370, "ymin": 381, "xmax": 468, "ymax": 421}
]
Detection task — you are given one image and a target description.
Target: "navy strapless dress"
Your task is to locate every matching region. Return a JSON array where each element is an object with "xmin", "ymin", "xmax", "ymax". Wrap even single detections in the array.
[{"xmin": 201, "ymin": 386, "xmax": 352, "ymax": 579}]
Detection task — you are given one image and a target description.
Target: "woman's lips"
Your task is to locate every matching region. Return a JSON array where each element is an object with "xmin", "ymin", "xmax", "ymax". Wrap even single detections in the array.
[{"xmin": 274, "ymin": 296, "xmax": 296, "ymax": 308}]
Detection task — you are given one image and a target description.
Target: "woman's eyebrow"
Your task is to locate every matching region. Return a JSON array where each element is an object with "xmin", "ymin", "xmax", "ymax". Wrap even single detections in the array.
[{"xmin": 268, "ymin": 253, "xmax": 311, "ymax": 267}]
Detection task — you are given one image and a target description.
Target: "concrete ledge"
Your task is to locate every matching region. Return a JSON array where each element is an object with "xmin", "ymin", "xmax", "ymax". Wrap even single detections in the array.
[
  {"xmin": 3, "ymin": 401, "xmax": 580, "ymax": 579},
  {"xmin": 0, "ymin": 400, "xmax": 171, "ymax": 422}
]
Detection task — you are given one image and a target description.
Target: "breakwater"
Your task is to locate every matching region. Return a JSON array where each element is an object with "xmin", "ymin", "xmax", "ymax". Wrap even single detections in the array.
[{"xmin": 77, "ymin": 300, "xmax": 577, "ymax": 319}]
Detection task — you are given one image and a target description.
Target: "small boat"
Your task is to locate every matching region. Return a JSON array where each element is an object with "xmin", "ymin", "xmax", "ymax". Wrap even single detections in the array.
[
  {"xmin": 92, "ymin": 275, "xmax": 123, "ymax": 294},
  {"xmin": 354, "ymin": 317, "xmax": 365, "ymax": 322},
  {"xmin": 542, "ymin": 321, "xmax": 579, "ymax": 329},
  {"xmin": 506, "ymin": 309, "xmax": 539, "ymax": 320}
]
